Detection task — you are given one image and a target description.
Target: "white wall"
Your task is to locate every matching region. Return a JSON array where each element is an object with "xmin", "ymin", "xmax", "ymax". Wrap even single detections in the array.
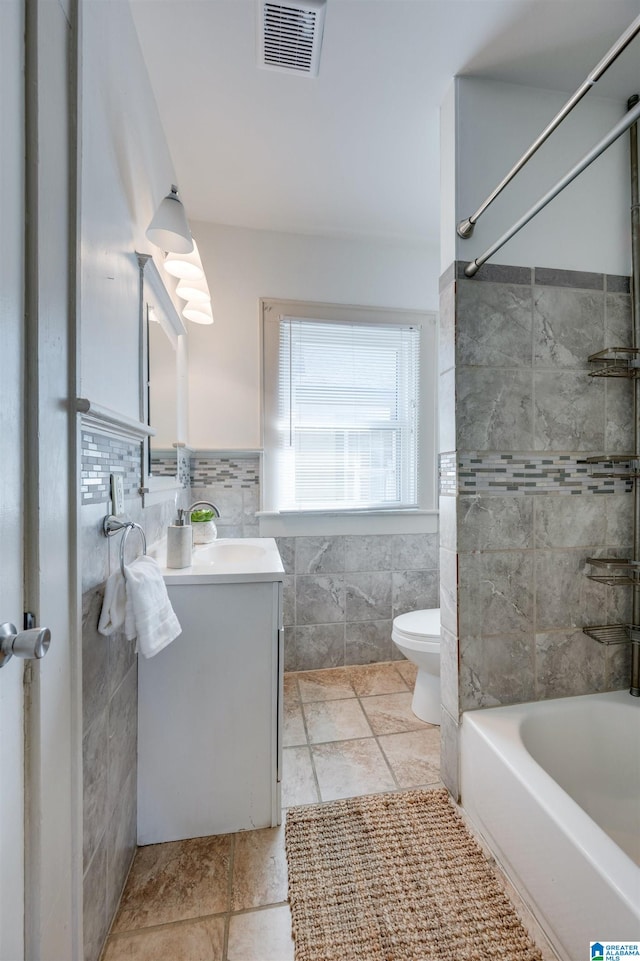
[
  {"xmin": 441, "ymin": 78, "xmax": 631, "ymax": 276},
  {"xmin": 79, "ymin": 7, "xmax": 191, "ymax": 958},
  {"xmin": 188, "ymin": 223, "xmax": 439, "ymax": 449},
  {"xmin": 439, "ymin": 83, "xmax": 457, "ymax": 273},
  {"xmin": 80, "ymin": 0, "xmax": 178, "ymax": 421}
]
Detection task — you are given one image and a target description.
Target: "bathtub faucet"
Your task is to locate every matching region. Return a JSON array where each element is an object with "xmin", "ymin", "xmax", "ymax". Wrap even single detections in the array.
[{"xmin": 186, "ymin": 501, "xmax": 221, "ymax": 521}]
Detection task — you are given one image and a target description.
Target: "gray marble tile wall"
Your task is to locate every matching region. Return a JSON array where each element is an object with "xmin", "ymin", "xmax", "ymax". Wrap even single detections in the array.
[
  {"xmin": 447, "ymin": 492, "xmax": 632, "ymax": 710},
  {"xmin": 439, "ymin": 262, "xmax": 634, "ymax": 798},
  {"xmin": 82, "ymin": 586, "xmax": 137, "ymax": 961},
  {"xmin": 188, "ymin": 453, "xmax": 439, "ymax": 669},
  {"xmin": 81, "ymin": 433, "xmax": 190, "ymax": 961},
  {"xmin": 276, "ymin": 533, "xmax": 439, "ymax": 670}
]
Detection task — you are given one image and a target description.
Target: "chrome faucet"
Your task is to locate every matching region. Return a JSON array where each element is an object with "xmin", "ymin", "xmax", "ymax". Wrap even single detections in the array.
[{"xmin": 186, "ymin": 500, "xmax": 221, "ymax": 521}]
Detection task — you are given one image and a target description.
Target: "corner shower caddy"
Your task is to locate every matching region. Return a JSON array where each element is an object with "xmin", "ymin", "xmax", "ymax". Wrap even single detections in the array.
[
  {"xmin": 582, "ymin": 363, "xmax": 640, "ymax": 646},
  {"xmin": 581, "ymin": 97, "xmax": 640, "ymax": 697}
]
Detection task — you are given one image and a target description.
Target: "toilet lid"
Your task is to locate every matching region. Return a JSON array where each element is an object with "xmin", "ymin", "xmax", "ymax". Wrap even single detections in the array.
[{"xmin": 393, "ymin": 608, "xmax": 440, "ymax": 639}]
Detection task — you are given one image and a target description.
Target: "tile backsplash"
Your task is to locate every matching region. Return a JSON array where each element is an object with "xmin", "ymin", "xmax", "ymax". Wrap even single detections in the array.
[
  {"xmin": 81, "ymin": 436, "xmax": 195, "ymax": 506},
  {"xmin": 81, "ymin": 431, "xmax": 140, "ymax": 503},
  {"xmin": 191, "ymin": 452, "xmax": 260, "ymax": 488},
  {"xmin": 182, "ymin": 453, "xmax": 440, "ymax": 671}
]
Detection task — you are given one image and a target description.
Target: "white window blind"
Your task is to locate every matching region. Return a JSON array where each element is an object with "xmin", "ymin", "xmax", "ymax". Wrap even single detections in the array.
[{"xmin": 275, "ymin": 317, "xmax": 420, "ymax": 511}]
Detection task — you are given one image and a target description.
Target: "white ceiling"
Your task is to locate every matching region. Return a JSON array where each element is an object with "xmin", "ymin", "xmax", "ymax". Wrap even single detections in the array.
[{"xmin": 131, "ymin": 0, "xmax": 640, "ymax": 245}]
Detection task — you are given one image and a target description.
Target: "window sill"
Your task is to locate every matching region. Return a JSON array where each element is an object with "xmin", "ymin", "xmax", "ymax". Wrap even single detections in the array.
[{"xmin": 257, "ymin": 509, "xmax": 438, "ymax": 537}]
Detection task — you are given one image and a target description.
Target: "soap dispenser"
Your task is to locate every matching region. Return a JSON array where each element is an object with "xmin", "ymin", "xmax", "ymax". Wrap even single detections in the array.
[{"xmin": 166, "ymin": 508, "xmax": 192, "ymax": 569}]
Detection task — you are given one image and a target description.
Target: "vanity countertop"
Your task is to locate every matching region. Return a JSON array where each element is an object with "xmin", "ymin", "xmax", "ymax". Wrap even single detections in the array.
[{"xmin": 153, "ymin": 537, "xmax": 285, "ymax": 585}]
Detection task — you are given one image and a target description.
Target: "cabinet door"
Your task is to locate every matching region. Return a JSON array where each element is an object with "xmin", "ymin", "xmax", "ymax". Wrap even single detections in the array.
[{"xmin": 138, "ymin": 581, "xmax": 280, "ymax": 843}]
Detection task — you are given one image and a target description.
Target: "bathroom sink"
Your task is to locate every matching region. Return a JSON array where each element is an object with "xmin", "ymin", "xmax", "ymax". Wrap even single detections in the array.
[
  {"xmin": 193, "ymin": 540, "xmax": 269, "ymax": 566},
  {"xmin": 158, "ymin": 537, "xmax": 284, "ymax": 584}
]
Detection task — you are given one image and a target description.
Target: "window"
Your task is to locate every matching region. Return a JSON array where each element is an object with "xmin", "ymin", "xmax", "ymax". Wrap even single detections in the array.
[{"xmin": 262, "ymin": 300, "xmax": 436, "ymax": 515}]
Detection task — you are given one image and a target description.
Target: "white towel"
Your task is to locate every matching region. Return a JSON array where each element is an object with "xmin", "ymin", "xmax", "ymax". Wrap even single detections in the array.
[
  {"xmin": 98, "ymin": 556, "xmax": 181, "ymax": 658},
  {"xmin": 98, "ymin": 568, "xmax": 127, "ymax": 636},
  {"xmin": 122, "ymin": 555, "xmax": 182, "ymax": 658}
]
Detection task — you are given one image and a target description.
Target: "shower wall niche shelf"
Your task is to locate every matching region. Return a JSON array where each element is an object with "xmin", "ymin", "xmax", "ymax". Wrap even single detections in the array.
[
  {"xmin": 581, "ymin": 454, "xmax": 639, "ymax": 479},
  {"xmin": 585, "ymin": 556, "xmax": 640, "ymax": 585},
  {"xmin": 582, "ymin": 349, "xmax": 639, "ymax": 647},
  {"xmin": 582, "ymin": 624, "xmax": 638, "ymax": 646},
  {"xmin": 588, "ymin": 347, "xmax": 640, "ymax": 377}
]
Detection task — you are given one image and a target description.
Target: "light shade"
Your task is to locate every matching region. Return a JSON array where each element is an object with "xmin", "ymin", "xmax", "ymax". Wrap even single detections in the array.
[
  {"xmin": 164, "ymin": 239, "xmax": 204, "ymax": 281},
  {"xmin": 183, "ymin": 301, "xmax": 214, "ymax": 325},
  {"xmin": 176, "ymin": 276, "xmax": 211, "ymax": 304},
  {"xmin": 146, "ymin": 185, "xmax": 193, "ymax": 254}
]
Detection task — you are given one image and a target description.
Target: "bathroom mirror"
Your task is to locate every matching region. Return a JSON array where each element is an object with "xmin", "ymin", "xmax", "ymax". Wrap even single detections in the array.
[{"xmin": 138, "ymin": 253, "xmax": 187, "ymax": 492}]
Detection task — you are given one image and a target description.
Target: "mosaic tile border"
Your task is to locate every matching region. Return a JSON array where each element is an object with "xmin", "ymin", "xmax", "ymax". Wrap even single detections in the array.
[
  {"xmin": 439, "ymin": 453, "xmax": 457, "ymax": 495},
  {"xmin": 81, "ymin": 431, "xmax": 141, "ymax": 504},
  {"xmin": 150, "ymin": 451, "xmax": 177, "ymax": 476},
  {"xmin": 439, "ymin": 452, "xmax": 633, "ymax": 496},
  {"xmin": 81, "ymin": 444, "xmax": 260, "ymax": 504},
  {"xmin": 191, "ymin": 453, "xmax": 260, "ymax": 489},
  {"xmin": 177, "ymin": 447, "xmax": 191, "ymax": 489},
  {"xmin": 148, "ymin": 448, "xmax": 191, "ymax": 487}
]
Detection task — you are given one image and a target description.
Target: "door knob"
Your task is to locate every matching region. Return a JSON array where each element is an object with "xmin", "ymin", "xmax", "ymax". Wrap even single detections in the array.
[{"xmin": 0, "ymin": 622, "xmax": 51, "ymax": 669}]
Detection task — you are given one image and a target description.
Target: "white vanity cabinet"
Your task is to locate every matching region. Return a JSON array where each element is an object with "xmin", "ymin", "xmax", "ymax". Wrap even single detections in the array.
[{"xmin": 137, "ymin": 540, "xmax": 284, "ymax": 844}]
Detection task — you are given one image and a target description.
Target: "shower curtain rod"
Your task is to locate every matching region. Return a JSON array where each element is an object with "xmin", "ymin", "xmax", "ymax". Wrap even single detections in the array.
[
  {"xmin": 463, "ymin": 97, "xmax": 640, "ymax": 278},
  {"xmin": 457, "ymin": 14, "xmax": 640, "ymax": 241}
]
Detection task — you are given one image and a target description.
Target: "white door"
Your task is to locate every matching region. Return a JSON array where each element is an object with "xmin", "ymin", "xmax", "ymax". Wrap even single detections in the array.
[
  {"xmin": 1, "ymin": 1, "xmax": 79, "ymax": 957},
  {"xmin": 0, "ymin": 1, "xmax": 27, "ymax": 957}
]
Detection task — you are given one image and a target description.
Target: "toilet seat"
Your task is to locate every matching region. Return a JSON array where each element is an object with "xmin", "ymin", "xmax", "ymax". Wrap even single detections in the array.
[{"xmin": 392, "ymin": 608, "xmax": 440, "ymax": 653}]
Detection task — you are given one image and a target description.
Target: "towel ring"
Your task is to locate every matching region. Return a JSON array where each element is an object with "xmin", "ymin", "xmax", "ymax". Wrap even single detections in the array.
[{"xmin": 103, "ymin": 515, "xmax": 148, "ymax": 577}]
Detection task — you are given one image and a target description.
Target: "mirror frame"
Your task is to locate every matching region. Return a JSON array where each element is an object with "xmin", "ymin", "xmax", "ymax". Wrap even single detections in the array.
[{"xmin": 137, "ymin": 252, "xmax": 187, "ymax": 495}]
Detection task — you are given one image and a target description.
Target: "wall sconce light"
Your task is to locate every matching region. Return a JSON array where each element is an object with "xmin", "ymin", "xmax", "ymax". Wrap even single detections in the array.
[
  {"xmin": 183, "ymin": 301, "xmax": 214, "ymax": 325},
  {"xmin": 146, "ymin": 184, "xmax": 193, "ymax": 254},
  {"xmin": 164, "ymin": 239, "xmax": 205, "ymax": 281},
  {"xmin": 176, "ymin": 276, "xmax": 211, "ymax": 304}
]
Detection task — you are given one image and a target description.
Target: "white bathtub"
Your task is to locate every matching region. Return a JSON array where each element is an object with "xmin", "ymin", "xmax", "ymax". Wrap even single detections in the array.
[{"xmin": 461, "ymin": 691, "xmax": 640, "ymax": 961}]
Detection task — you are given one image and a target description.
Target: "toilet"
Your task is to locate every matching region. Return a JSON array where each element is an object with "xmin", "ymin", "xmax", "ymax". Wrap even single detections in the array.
[{"xmin": 391, "ymin": 608, "xmax": 441, "ymax": 725}]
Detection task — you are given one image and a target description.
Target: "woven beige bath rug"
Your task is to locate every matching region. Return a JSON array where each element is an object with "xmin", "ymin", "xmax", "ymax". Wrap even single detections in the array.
[{"xmin": 285, "ymin": 788, "xmax": 544, "ymax": 961}]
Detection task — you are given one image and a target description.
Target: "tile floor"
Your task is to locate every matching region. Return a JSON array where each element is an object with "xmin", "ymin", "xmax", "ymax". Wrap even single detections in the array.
[{"xmin": 101, "ymin": 661, "xmax": 442, "ymax": 961}]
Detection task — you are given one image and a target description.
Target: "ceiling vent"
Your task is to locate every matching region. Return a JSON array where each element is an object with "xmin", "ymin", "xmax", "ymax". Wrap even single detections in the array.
[{"xmin": 258, "ymin": 0, "xmax": 326, "ymax": 77}]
